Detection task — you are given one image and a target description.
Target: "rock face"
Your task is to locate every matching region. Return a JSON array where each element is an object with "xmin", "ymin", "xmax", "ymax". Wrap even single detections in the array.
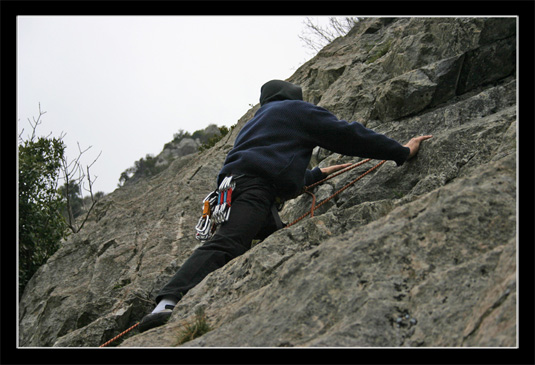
[
  {"xmin": 19, "ymin": 17, "xmax": 517, "ymax": 348},
  {"xmin": 155, "ymin": 124, "xmax": 222, "ymax": 168}
]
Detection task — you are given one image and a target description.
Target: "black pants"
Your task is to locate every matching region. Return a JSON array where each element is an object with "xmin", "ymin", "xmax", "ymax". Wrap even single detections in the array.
[{"xmin": 156, "ymin": 176, "xmax": 280, "ymax": 303}]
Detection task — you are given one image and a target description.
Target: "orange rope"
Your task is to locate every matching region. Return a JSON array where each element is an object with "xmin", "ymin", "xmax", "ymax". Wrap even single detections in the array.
[
  {"xmin": 99, "ymin": 322, "xmax": 139, "ymax": 347},
  {"xmin": 304, "ymin": 190, "xmax": 317, "ymax": 217},
  {"xmin": 286, "ymin": 159, "xmax": 386, "ymax": 228},
  {"xmin": 306, "ymin": 158, "xmax": 373, "ymax": 190}
]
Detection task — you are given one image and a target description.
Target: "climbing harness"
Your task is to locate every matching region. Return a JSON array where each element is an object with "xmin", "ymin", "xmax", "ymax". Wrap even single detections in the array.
[
  {"xmin": 194, "ymin": 160, "xmax": 387, "ymax": 239},
  {"xmin": 195, "ymin": 176, "xmax": 236, "ymax": 241},
  {"xmin": 99, "ymin": 158, "xmax": 386, "ymax": 347}
]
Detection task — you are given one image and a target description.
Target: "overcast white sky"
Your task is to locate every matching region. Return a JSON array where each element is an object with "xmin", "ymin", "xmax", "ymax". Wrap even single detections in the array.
[{"xmin": 17, "ymin": 16, "xmax": 336, "ymax": 194}]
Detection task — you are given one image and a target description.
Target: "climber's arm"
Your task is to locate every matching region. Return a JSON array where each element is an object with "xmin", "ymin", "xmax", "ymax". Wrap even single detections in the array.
[
  {"xmin": 320, "ymin": 163, "xmax": 352, "ymax": 176},
  {"xmin": 304, "ymin": 163, "xmax": 353, "ymax": 187}
]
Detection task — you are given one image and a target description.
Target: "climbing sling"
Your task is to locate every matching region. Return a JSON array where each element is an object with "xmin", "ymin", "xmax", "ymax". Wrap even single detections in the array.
[{"xmin": 99, "ymin": 158, "xmax": 386, "ymax": 347}]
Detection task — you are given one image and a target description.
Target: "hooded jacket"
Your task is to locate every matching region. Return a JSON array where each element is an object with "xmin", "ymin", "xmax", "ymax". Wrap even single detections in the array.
[{"xmin": 218, "ymin": 80, "xmax": 410, "ymax": 199}]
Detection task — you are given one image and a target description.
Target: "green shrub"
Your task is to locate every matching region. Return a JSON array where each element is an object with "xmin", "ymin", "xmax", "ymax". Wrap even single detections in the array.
[
  {"xmin": 199, "ymin": 125, "xmax": 235, "ymax": 152},
  {"xmin": 19, "ymin": 131, "xmax": 68, "ymax": 297}
]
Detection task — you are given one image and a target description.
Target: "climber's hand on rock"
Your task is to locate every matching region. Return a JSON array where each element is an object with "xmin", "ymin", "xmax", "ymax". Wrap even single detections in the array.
[
  {"xmin": 320, "ymin": 163, "xmax": 352, "ymax": 176},
  {"xmin": 404, "ymin": 135, "xmax": 433, "ymax": 160}
]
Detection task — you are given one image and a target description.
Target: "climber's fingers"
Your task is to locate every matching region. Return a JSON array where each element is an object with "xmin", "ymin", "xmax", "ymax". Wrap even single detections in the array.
[{"xmin": 405, "ymin": 135, "xmax": 433, "ymax": 159}]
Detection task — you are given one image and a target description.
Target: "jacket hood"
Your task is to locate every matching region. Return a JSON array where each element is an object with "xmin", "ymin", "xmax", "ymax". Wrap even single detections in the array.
[{"xmin": 259, "ymin": 80, "xmax": 303, "ymax": 106}]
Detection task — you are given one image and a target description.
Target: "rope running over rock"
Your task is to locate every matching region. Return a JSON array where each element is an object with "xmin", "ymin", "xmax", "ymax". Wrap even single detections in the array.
[{"xmin": 285, "ymin": 159, "xmax": 386, "ymax": 227}]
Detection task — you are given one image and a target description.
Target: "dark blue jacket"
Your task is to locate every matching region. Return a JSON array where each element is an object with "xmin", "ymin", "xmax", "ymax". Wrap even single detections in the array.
[{"xmin": 218, "ymin": 99, "xmax": 410, "ymax": 199}]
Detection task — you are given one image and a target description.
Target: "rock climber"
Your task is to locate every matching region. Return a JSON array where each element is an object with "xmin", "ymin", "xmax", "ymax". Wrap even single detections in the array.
[{"xmin": 138, "ymin": 79, "xmax": 432, "ymax": 332}]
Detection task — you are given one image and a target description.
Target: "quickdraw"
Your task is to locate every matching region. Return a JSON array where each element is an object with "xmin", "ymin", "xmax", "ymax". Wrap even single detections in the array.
[
  {"xmin": 213, "ymin": 176, "xmax": 235, "ymax": 224},
  {"xmin": 195, "ymin": 176, "xmax": 235, "ymax": 241},
  {"xmin": 195, "ymin": 191, "xmax": 218, "ymax": 241}
]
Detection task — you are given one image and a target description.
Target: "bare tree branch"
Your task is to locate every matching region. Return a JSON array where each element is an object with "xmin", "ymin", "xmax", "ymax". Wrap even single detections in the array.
[
  {"xmin": 299, "ymin": 17, "xmax": 359, "ymax": 55},
  {"xmin": 23, "ymin": 102, "xmax": 47, "ymax": 142},
  {"xmin": 19, "ymin": 103, "xmax": 104, "ymax": 237},
  {"xmin": 59, "ymin": 141, "xmax": 102, "ymax": 234}
]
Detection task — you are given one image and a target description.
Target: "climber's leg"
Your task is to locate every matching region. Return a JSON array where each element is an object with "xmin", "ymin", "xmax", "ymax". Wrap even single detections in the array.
[{"xmin": 139, "ymin": 176, "xmax": 276, "ymax": 332}]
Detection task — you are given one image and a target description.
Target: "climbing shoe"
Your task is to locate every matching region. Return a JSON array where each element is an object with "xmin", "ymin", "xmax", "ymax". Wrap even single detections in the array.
[{"xmin": 138, "ymin": 305, "xmax": 174, "ymax": 333}]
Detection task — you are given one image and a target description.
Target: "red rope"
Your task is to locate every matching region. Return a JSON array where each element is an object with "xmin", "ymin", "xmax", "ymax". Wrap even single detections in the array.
[
  {"xmin": 99, "ymin": 322, "xmax": 139, "ymax": 347},
  {"xmin": 286, "ymin": 159, "xmax": 386, "ymax": 228}
]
